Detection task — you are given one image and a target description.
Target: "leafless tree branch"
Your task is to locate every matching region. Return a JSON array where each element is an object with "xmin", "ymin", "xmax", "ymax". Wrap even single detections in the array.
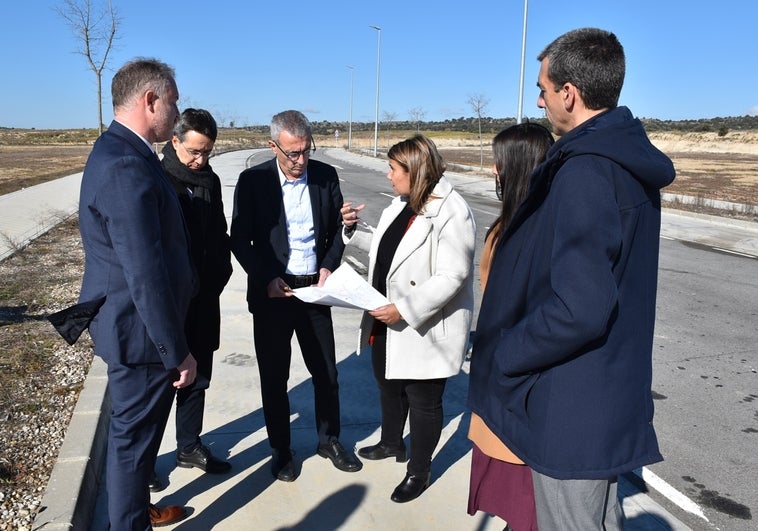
[
  {"xmin": 467, "ymin": 93, "xmax": 491, "ymax": 169},
  {"xmin": 56, "ymin": 0, "xmax": 121, "ymax": 135}
]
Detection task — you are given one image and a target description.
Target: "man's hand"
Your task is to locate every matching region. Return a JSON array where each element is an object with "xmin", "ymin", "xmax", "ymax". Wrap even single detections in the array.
[
  {"xmin": 267, "ymin": 277, "xmax": 293, "ymax": 298},
  {"xmin": 317, "ymin": 267, "xmax": 332, "ymax": 287},
  {"xmin": 173, "ymin": 353, "xmax": 197, "ymax": 389}
]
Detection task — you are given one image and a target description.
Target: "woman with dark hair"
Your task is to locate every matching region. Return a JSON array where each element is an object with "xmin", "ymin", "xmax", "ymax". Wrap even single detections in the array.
[
  {"xmin": 481, "ymin": 123, "xmax": 555, "ymax": 287},
  {"xmin": 468, "ymin": 123, "xmax": 554, "ymax": 530},
  {"xmin": 341, "ymin": 135, "xmax": 476, "ymax": 503}
]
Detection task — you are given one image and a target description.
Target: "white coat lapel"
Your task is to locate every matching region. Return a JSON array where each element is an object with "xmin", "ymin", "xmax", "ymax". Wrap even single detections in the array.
[
  {"xmin": 385, "ymin": 178, "xmax": 451, "ymax": 277},
  {"xmin": 388, "ymin": 212, "xmax": 431, "ymax": 277}
]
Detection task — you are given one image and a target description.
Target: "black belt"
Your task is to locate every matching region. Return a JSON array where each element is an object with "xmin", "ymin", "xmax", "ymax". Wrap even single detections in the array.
[{"xmin": 282, "ymin": 273, "xmax": 319, "ymax": 289}]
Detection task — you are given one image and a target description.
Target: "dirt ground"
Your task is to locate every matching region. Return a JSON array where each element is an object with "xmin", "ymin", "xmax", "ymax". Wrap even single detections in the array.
[
  {"xmin": 0, "ymin": 145, "xmax": 92, "ymax": 195},
  {"xmin": 1, "ymin": 129, "xmax": 757, "ymax": 205},
  {"xmin": 438, "ymin": 132, "xmax": 758, "ymax": 209}
]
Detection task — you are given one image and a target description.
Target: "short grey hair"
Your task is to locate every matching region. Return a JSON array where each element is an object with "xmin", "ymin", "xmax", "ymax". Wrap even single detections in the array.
[{"xmin": 270, "ymin": 110, "xmax": 312, "ymax": 141}]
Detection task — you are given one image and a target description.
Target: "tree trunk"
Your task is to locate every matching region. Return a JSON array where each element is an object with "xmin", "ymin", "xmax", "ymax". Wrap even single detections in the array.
[{"xmin": 97, "ymin": 75, "xmax": 103, "ymax": 136}]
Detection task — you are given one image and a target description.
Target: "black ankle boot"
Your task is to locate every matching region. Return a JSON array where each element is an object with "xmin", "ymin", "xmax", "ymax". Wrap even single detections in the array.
[{"xmin": 390, "ymin": 472, "xmax": 430, "ymax": 503}]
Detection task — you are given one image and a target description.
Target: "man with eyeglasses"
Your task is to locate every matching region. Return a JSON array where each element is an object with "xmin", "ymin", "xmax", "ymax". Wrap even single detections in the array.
[
  {"xmin": 231, "ymin": 109, "xmax": 362, "ymax": 482},
  {"xmin": 152, "ymin": 108, "xmax": 233, "ymax": 488}
]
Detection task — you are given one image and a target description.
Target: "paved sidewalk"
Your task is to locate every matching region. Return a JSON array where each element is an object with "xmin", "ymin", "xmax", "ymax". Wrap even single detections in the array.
[
  {"xmin": 23, "ymin": 148, "xmax": 752, "ymax": 529},
  {"xmin": 0, "ymin": 172, "xmax": 82, "ymax": 262}
]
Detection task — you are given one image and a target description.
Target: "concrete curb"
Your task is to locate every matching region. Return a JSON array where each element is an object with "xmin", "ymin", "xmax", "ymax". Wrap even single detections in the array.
[{"xmin": 34, "ymin": 356, "xmax": 109, "ymax": 530}]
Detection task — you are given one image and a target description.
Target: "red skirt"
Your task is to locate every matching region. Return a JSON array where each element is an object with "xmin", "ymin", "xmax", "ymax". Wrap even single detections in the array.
[{"xmin": 468, "ymin": 444, "xmax": 539, "ymax": 531}]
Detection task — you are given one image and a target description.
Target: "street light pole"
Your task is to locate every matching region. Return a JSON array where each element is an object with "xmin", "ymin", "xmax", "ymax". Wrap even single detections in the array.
[
  {"xmin": 347, "ymin": 65, "xmax": 354, "ymax": 150},
  {"xmin": 370, "ymin": 25, "xmax": 381, "ymax": 157},
  {"xmin": 516, "ymin": 0, "xmax": 528, "ymax": 124}
]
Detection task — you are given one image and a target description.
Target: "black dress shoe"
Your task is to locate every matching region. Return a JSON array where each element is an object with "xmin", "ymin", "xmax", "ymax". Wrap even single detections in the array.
[
  {"xmin": 176, "ymin": 444, "xmax": 231, "ymax": 474},
  {"xmin": 317, "ymin": 440, "xmax": 362, "ymax": 472},
  {"xmin": 390, "ymin": 472, "xmax": 431, "ymax": 503},
  {"xmin": 357, "ymin": 441, "xmax": 407, "ymax": 462},
  {"xmin": 271, "ymin": 448, "xmax": 297, "ymax": 482},
  {"xmin": 148, "ymin": 472, "xmax": 165, "ymax": 493}
]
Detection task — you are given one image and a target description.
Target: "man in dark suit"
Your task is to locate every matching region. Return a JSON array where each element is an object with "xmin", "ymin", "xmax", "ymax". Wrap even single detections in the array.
[
  {"xmin": 230, "ymin": 110, "xmax": 361, "ymax": 482},
  {"xmin": 159, "ymin": 108, "xmax": 233, "ymax": 479},
  {"xmin": 78, "ymin": 58, "xmax": 195, "ymax": 529}
]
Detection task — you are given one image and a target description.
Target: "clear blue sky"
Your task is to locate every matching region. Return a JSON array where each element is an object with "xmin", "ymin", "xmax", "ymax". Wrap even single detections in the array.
[{"xmin": 2, "ymin": 0, "xmax": 756, "ymax": 129}]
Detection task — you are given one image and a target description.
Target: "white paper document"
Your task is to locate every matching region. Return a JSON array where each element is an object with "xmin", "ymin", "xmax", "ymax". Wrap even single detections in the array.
[{"xmin": 292, "ymin": 262, "xmax": 389, "ymax": 310}]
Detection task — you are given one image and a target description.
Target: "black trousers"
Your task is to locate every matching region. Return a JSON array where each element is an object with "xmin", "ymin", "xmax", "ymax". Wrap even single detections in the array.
[
  {"xmin": 253, "ymin": 297, "xmax": 340, "ymax": 450},
  {"xmin": 371, "ymin": 334, "xmax": 446, "ymax": 477},
  {"xmin": 175, "ymin": 347, "xmax": 213, "ymax": 453}
]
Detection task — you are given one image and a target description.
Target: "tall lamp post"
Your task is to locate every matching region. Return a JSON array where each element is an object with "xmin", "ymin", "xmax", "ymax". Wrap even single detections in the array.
[
  {"xmin": 347, "ymin": 65, "xmax": 354, "ymax": 150},
  {"xmin": 370, "ymin": 25, "xmax": 381, "ymax": 157},
  {"xmin": 516, "ymin": 0, "xmax": 528, "ymax": 124}
]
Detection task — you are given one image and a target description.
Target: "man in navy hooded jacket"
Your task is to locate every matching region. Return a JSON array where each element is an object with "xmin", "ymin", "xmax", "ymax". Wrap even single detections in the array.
[{"xmin": 468, "ymin": 28, "xmax": 675, "ymax": 530}]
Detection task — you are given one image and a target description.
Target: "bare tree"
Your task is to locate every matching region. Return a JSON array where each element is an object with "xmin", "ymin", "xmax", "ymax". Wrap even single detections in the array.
[
  {"xmin": 408, "ymin": 107, "xmax": 426, "ymax": 133},
  {"xmin": 467, "ymin": 93, "xmax": 490, "ymax": 169},
  {"xmin": 57, "ymin": 0, "xmax": 120, "ymax": 135},
  {"xmin": 381, "ymin": 111, "xmax": 398, "ymax": 125},
  {"xmin": 381, "ymin": 111, "xmax": 398, "ymax": 147}
]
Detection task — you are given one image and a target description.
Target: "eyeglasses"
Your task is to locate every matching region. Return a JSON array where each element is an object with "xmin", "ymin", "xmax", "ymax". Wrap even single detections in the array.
[
  {"xmin": 180, "ymin": 143, "xmax": 213, "ymax": 159},
  {"xmin": 273, "ymin": 139, "xmax": 316, "ymax": 162}
]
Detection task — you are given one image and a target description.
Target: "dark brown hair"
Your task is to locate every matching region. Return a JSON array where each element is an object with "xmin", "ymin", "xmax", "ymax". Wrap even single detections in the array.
[{"xmin": 488, "ymin": 122, "xmax": 554, "ymax": 241}]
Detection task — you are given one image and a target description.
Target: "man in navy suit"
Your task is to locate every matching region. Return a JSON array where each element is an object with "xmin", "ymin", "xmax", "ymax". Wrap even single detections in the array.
[
  {"xmin": 78, "ymin": 58, "xmax": 196, "ymax": 529},
  {"xmin": 230, "ymin": 110, "xmax": 361, "ymax": 482}
]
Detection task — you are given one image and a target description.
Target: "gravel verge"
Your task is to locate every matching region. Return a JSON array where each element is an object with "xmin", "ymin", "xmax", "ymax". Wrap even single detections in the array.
[{"xmin": 0, "ymin": 217, "xmax": 90, "ymax": 530}]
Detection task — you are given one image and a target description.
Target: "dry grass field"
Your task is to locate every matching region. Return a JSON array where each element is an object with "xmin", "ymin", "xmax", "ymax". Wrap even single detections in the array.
[{"xmin": 2, "ymin": 127, "xmax": 757, "ymax": 208}]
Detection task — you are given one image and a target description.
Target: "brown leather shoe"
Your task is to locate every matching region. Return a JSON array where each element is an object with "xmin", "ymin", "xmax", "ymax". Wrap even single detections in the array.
[{"xmin": 149, "ymin": 504, "xmax": 188, "ymax": 527}]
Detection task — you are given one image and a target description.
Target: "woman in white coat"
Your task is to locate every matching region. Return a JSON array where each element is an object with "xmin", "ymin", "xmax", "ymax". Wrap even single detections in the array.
[{"xmin": 341, "ymin": 135, "xmax": 476, "ymax": 503}]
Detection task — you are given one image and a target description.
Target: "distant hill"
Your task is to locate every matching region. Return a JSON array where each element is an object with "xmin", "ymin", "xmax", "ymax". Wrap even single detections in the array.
[
  {"xmin": 241, "ymin": 115, "xmax": 758, "ymax": 136},
  {"xmin": 3, "ymin": 115, "xmax": 758, "ymax": 143}
]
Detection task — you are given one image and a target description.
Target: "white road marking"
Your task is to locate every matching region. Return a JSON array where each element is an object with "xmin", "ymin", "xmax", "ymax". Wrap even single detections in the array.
[
  {"xmin": 345, "ymin": 255, "xmax": 367, "ymax": 273},
  {"xmin": 712, "ymin": 247, "xmax": 756, "ymax": 258},
  {"xmin": 470, "ymin": 205, "xmax": 498, "ymax": 216},
  {"xmin": 635, "ymin": 467, "xmax": 709, "ymax": 522}
]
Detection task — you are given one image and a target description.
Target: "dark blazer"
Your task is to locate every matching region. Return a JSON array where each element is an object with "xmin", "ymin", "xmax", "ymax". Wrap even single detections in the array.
[
  {"xmin": 230, "ymin": 157, "xmax": 344, "ymax": 314},
  {"xmin": 162, "ymin": 146, "xmax": 232, "ymax": 353},
  {"xmin": 78, "ymin": 120, "xmax": 196, "ymax": 369}
]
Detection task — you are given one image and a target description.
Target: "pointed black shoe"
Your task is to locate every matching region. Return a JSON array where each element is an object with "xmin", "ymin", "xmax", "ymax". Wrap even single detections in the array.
[
  {"xmin": 176, "ymin": 444, "xmax": 231, "ymax": 474},
  {"xmin": 390, "ymin": 472, "xmax": 430, "ymax": 503},
  {"xmin": 357, "ymin": 441, "xmax": 407, "ymax": 462},
  {"xmin": 271, "ymin": 448, "xmax": 297, "ymax": 482}
]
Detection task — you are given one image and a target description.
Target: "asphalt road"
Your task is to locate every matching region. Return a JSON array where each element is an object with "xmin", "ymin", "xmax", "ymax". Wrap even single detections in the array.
[
  {"xmin": 320, "ymin": 148, "xmax": 758, "ymax": 531},
  {"xmin": 647, "ymin": 237, "xmax": 758, "ymax": 530}
]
